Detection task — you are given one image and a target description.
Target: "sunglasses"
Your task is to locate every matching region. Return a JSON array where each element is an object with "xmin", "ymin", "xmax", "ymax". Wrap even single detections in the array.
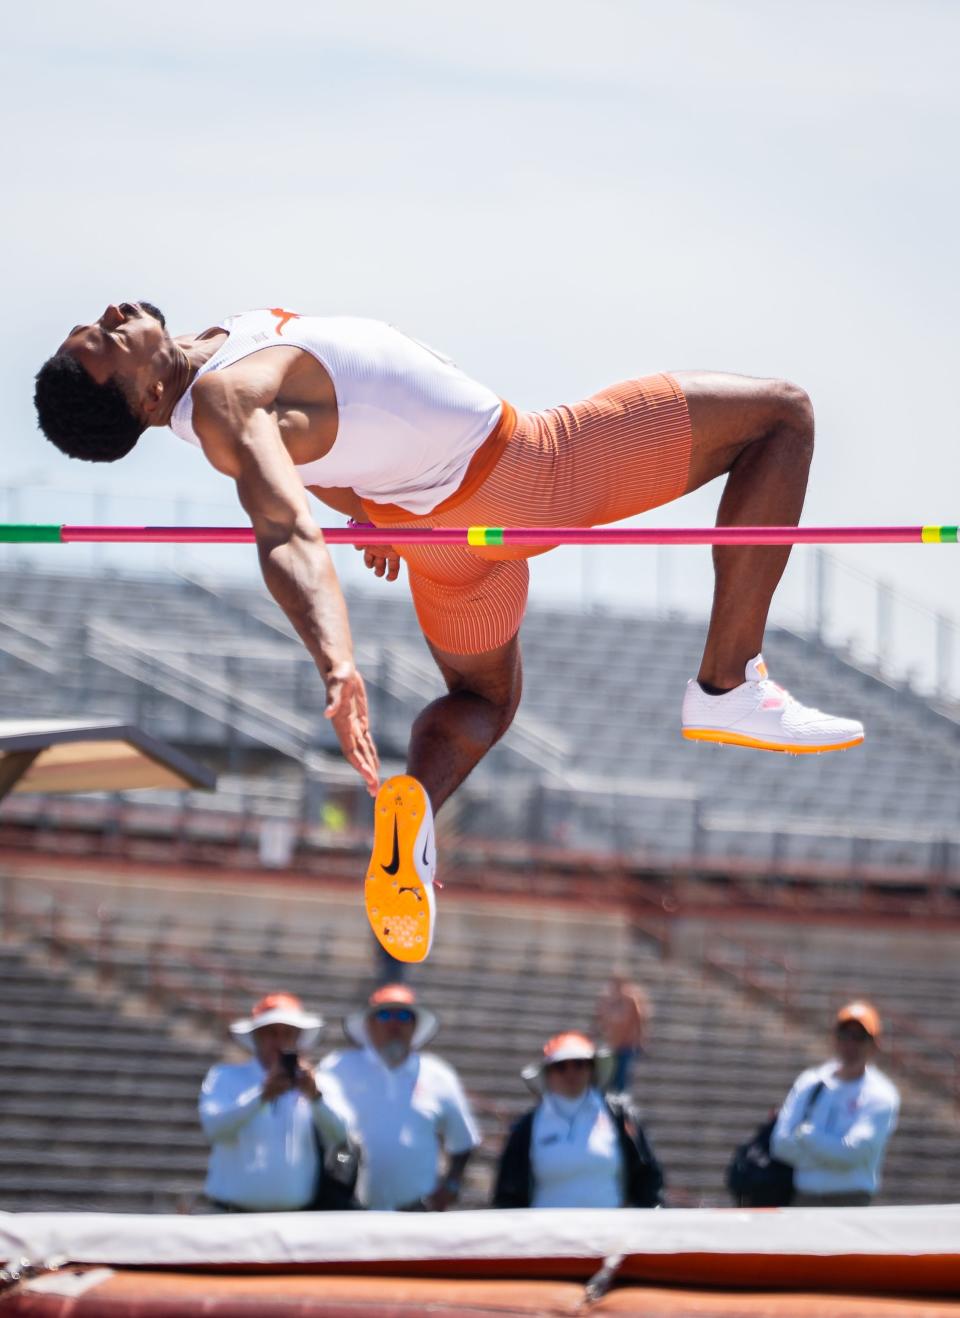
[
  {"xmin": 546, "ymin": 1058, "xmax": 593, "ymax": 1073},
  {"xmin": 372, "ymin": 1007, "xmax": 416, "ymax": 1023}
]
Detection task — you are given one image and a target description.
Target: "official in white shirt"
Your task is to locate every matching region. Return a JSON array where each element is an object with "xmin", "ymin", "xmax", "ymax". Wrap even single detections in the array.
[
  {"xmin": 772, "ymin": 1001, "xmax": 900, "ymax": 1207},
  {"xmin": 494, "ymin": 1032, "xmax": 663, "ymax": 1209},
  {"xmin": 320, "ymin": 983, "xmax": 480, "ymax": 1211},
  {"xmin": 199, "ymin": 992, "xmax": 350, "ymax": 1211}
]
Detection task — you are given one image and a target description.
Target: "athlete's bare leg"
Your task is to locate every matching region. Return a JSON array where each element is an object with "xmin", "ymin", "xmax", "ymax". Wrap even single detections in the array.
[
  {"xmin": 408, "ymin": 634, "xmax": 522, "ymax": 811},
  {"xmin": 672, "ymin": 372, "xmax": 815, "ymax": 691}
]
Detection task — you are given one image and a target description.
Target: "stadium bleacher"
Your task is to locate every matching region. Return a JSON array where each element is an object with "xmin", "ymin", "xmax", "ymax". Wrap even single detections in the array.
[
  {"xmin": 1, "ymin": 868, "xmax": 957, "ymax": 1213},
  {"xmin": 2, "ymin": 563, "xmax": 959, "ymax": 1217},
  {"xmin": 1, "ymin": 563, "xmax": 958, "ymax": 874}
]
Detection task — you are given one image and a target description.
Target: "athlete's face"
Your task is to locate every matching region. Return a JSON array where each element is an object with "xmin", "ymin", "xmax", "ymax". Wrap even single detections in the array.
[{"xmin": 59, "ymin": 301, "xmax": 170, "ymax": 406}]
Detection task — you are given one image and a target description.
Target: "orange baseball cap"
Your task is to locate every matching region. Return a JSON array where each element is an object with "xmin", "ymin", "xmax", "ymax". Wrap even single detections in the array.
[{"xmin": 836, "ymin": 1000, "xmax": 881, "ymax": 1039}]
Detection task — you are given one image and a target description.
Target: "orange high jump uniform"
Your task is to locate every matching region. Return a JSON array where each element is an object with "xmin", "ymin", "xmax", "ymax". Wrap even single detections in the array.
[{"xmin": 362, "ymin": 374, "xmax": 691, "ymax": 655}]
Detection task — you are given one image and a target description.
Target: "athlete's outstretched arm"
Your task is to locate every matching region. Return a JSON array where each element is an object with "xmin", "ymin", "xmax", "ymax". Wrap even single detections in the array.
[{"xmin": 193, "ymin": 387, "xmax": 379, "ymax": 794}]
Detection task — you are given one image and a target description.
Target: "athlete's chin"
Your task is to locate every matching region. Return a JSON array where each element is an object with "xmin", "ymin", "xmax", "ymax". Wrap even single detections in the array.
[{"xmin": 137, "ymin": 300, "xmax": 166, "ymax": 329}]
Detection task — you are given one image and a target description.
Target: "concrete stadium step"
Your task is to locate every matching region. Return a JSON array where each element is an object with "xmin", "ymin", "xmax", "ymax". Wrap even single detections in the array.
[
  {"xmin": 0, "ymin": 1100, "xmax": 201, "ymax": 1127},
  {"xmin": 0, "ymin": 1060, "xmax": 206, "ymax": 1090},
  {"xmin": 0, "ymin": 1025, "xmax": 209, "ymax": 1055},
  {"xmin": 0, "ymin": 1127, "xmax": 208, "ymax": 1155},
  {"xmin": 0, "ymin": 1147, "xmax": 204, "ymax": 1177}
]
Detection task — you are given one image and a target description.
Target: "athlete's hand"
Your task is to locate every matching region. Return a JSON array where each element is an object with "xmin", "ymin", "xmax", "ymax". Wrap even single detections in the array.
[
  {"xmin": 355, "ymin": 541, "xmax": 401, "ymax": 582},
  {"xmin": 325, "ymin": 663, "xmax": 380, "ymax": 795}
]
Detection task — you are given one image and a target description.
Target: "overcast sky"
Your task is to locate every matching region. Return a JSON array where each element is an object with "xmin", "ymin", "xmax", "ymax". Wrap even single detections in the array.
[{"xmin": 2, "ymin": 1, "xmax": 957, "ymax": 677}]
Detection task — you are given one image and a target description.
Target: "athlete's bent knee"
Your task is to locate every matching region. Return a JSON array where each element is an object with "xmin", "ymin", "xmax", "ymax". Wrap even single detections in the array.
[{"xmin": 770, "ymin": 380, "xmax": 814, "ymax": 444}]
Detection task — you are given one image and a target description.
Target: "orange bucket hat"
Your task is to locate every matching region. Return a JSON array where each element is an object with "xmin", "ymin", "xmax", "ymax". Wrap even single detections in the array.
[
  {"xmin": 344, "ymin": 982, "xmax": 438, "ymax": 1049},
  {"xmin": 229, "ymin": 992, "xmax": 324, "ymax": 1053}
]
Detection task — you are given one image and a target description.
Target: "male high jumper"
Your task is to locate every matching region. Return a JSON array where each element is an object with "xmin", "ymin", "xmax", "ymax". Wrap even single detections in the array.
[{"xmin": 35, "ymin": 303, "xmax": 863, "ymax": 960}]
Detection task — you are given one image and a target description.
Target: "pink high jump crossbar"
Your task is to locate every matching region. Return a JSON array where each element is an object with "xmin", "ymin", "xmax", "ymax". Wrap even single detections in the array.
[{"xmin": 0, "ymin": 523, "xmax": 956, "ymax": 546}]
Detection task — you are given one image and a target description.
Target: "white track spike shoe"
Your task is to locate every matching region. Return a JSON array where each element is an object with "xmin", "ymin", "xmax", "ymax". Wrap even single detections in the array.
[
  {"xmin": 681, "ymin": 654, "xmax": 864, "ymax": 755},
  {"xmin": 365, "ymin": 775, "xmax": 436, "ymax": 963}
]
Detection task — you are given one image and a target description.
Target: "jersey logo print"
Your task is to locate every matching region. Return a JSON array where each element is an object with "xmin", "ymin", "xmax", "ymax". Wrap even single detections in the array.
[
  {"xmin": 381, "ymin": 817, "xmax": 401, "ymax": 875},
  {"xmin": 269, "ymin": 307, "xmax": 300, "ymax": 336}
]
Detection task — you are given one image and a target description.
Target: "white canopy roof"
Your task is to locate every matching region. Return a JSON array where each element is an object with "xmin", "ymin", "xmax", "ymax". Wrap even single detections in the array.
[{"xmin": 0, "ymin": 719, "xmax": 215, "ymax": 799}]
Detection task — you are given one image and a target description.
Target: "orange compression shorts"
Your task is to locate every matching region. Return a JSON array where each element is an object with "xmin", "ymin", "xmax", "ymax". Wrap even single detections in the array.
[{"xmin": 362, "ymin": 373, "xmax": 692, "ymax": 656}]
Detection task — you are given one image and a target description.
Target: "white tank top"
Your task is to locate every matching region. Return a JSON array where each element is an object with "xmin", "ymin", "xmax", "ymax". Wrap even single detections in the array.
[{"xmin": 169, "ymin": 309, "xmax": 503, "ymax": 514}]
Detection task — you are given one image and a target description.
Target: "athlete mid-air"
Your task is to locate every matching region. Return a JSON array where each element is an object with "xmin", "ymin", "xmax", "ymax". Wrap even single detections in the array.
[{"xmin": 35, "ymin": 301, "xmax": 864, "ymax": 960}]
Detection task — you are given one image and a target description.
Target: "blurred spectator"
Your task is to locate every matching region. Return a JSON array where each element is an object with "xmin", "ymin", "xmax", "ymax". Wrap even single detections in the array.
[
  {"xmin": 595, "ymin": 975, "xmax": 652, "ymax": 1092},
  {"xmin": 493, "ymin": 1031, "xmax": 663, "ymax": 1208},
  {"xmin": 321, "ymin": 983, "xmax": 480, "ymax": 1210},
  {"xmin": 198, "ymin": 992, "xmax": 354, "ymax": 1212},
  {"xmin": 771, "ymin": 1000, "xmax": 899, "ymax": 1207}
]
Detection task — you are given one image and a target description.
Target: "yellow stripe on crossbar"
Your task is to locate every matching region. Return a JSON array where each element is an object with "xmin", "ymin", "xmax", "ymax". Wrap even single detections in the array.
[
  {"xmin": 467, "ymin": 526, "xmax": 488, "ymax": 546},
  {"xmin": 921, "ymin": 526, "xmax": 941, "ymax": 544}
]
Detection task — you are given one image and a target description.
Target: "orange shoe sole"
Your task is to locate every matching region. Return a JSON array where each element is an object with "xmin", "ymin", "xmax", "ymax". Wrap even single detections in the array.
[
  {"xmin": 364, "ymin": 775, "xmax": 434, "ymax": 964},
  {"xmin": 683, "ymin": 728, "xmax": 864, "ymax": 754}
]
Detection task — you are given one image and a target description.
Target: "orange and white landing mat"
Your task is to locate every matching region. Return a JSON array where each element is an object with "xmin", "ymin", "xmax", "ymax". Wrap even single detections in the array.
[{"xmin": 1, "ymin": 1206, "xmax": 958, "ymax": 1316}]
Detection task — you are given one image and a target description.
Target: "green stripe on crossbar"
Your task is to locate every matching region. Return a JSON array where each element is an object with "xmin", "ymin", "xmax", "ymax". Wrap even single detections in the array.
[
  {"xmin": 0, "ymin": 524, "xmax": 63, "ymax": 543},
  {"xmin": 942, "ymin": 526, "xmax": 959, "ymax": 543},
  {"xmin": 485, "ymin": 527, "xmax": 505, "ymax": 545}
]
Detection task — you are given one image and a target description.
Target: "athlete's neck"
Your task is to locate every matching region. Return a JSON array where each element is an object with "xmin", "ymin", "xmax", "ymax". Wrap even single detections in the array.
[{"xmin": 154, "ymin": 328, "xmax": 228, "ymax": 427}]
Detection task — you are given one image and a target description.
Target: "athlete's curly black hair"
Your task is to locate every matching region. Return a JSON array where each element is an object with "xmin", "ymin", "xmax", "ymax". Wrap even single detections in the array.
[{"xmin": 34, "ymin": 353, "xmax": 145, "ymax": 463}]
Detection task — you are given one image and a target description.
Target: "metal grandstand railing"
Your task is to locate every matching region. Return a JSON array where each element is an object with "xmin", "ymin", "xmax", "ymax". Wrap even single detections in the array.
[
  {"xmin": 85, "ymin": 619, "xmax": 319, "ymax": 762},
  {"xmin": 0, "ymin": 610, "xmax": 61, "ymax": 676},
  {"xmin": 182, "ymin": 569, "xmax": 571, "ymax": 776}
]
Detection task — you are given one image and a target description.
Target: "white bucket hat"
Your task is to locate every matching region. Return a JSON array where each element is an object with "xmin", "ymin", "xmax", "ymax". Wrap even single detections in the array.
[
  {"xmin": 522, "ymin": 1031, "xmax": 614, "ymax": 1094},
  {"xmin": 344, "ymin": 982, "xmax": 438, "ymax": 1050},
  {"xmin": 229, "ymin": 992, "xmax": 324, "ymax": 1054}
]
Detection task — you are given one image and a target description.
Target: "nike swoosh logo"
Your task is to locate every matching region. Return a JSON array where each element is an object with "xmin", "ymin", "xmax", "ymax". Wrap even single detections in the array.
[
  {"xmin": 422, "ymin": 837, "xmax": 431, "ymax": 869},
  {"xmin": 381, "ymin": 816, "xmax": 400, "ymax": 875},
  {"xmin": 399, "ymin": 886, "xmax": 422, "ymax": 901}
]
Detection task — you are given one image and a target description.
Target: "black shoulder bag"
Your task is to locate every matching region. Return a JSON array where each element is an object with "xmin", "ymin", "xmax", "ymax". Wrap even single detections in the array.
[
  {"xmin": 309, "ymin": 1123, "xmax": 363, "ymax": 1211},
  {"xmin": 725, "ymin": 1079, "xmax": 825, "ymax": 1208}
]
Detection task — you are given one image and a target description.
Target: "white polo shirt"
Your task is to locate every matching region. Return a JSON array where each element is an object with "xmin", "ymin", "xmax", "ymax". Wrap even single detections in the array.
[
  {"xmin": 199, "ymin": 1058, "xmax": 349, "ymax": 1210},
  {"xmin": 320, "ymin": 1045, "xmax": 480, "ymax": 1210},
  {"xmin": 771, "ymin": 1060, "xmax": 900, "ymax": 1196},
  {"xmin": 530, "ymin": 1089, "xmax": 624, "ymax": 1209}
]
